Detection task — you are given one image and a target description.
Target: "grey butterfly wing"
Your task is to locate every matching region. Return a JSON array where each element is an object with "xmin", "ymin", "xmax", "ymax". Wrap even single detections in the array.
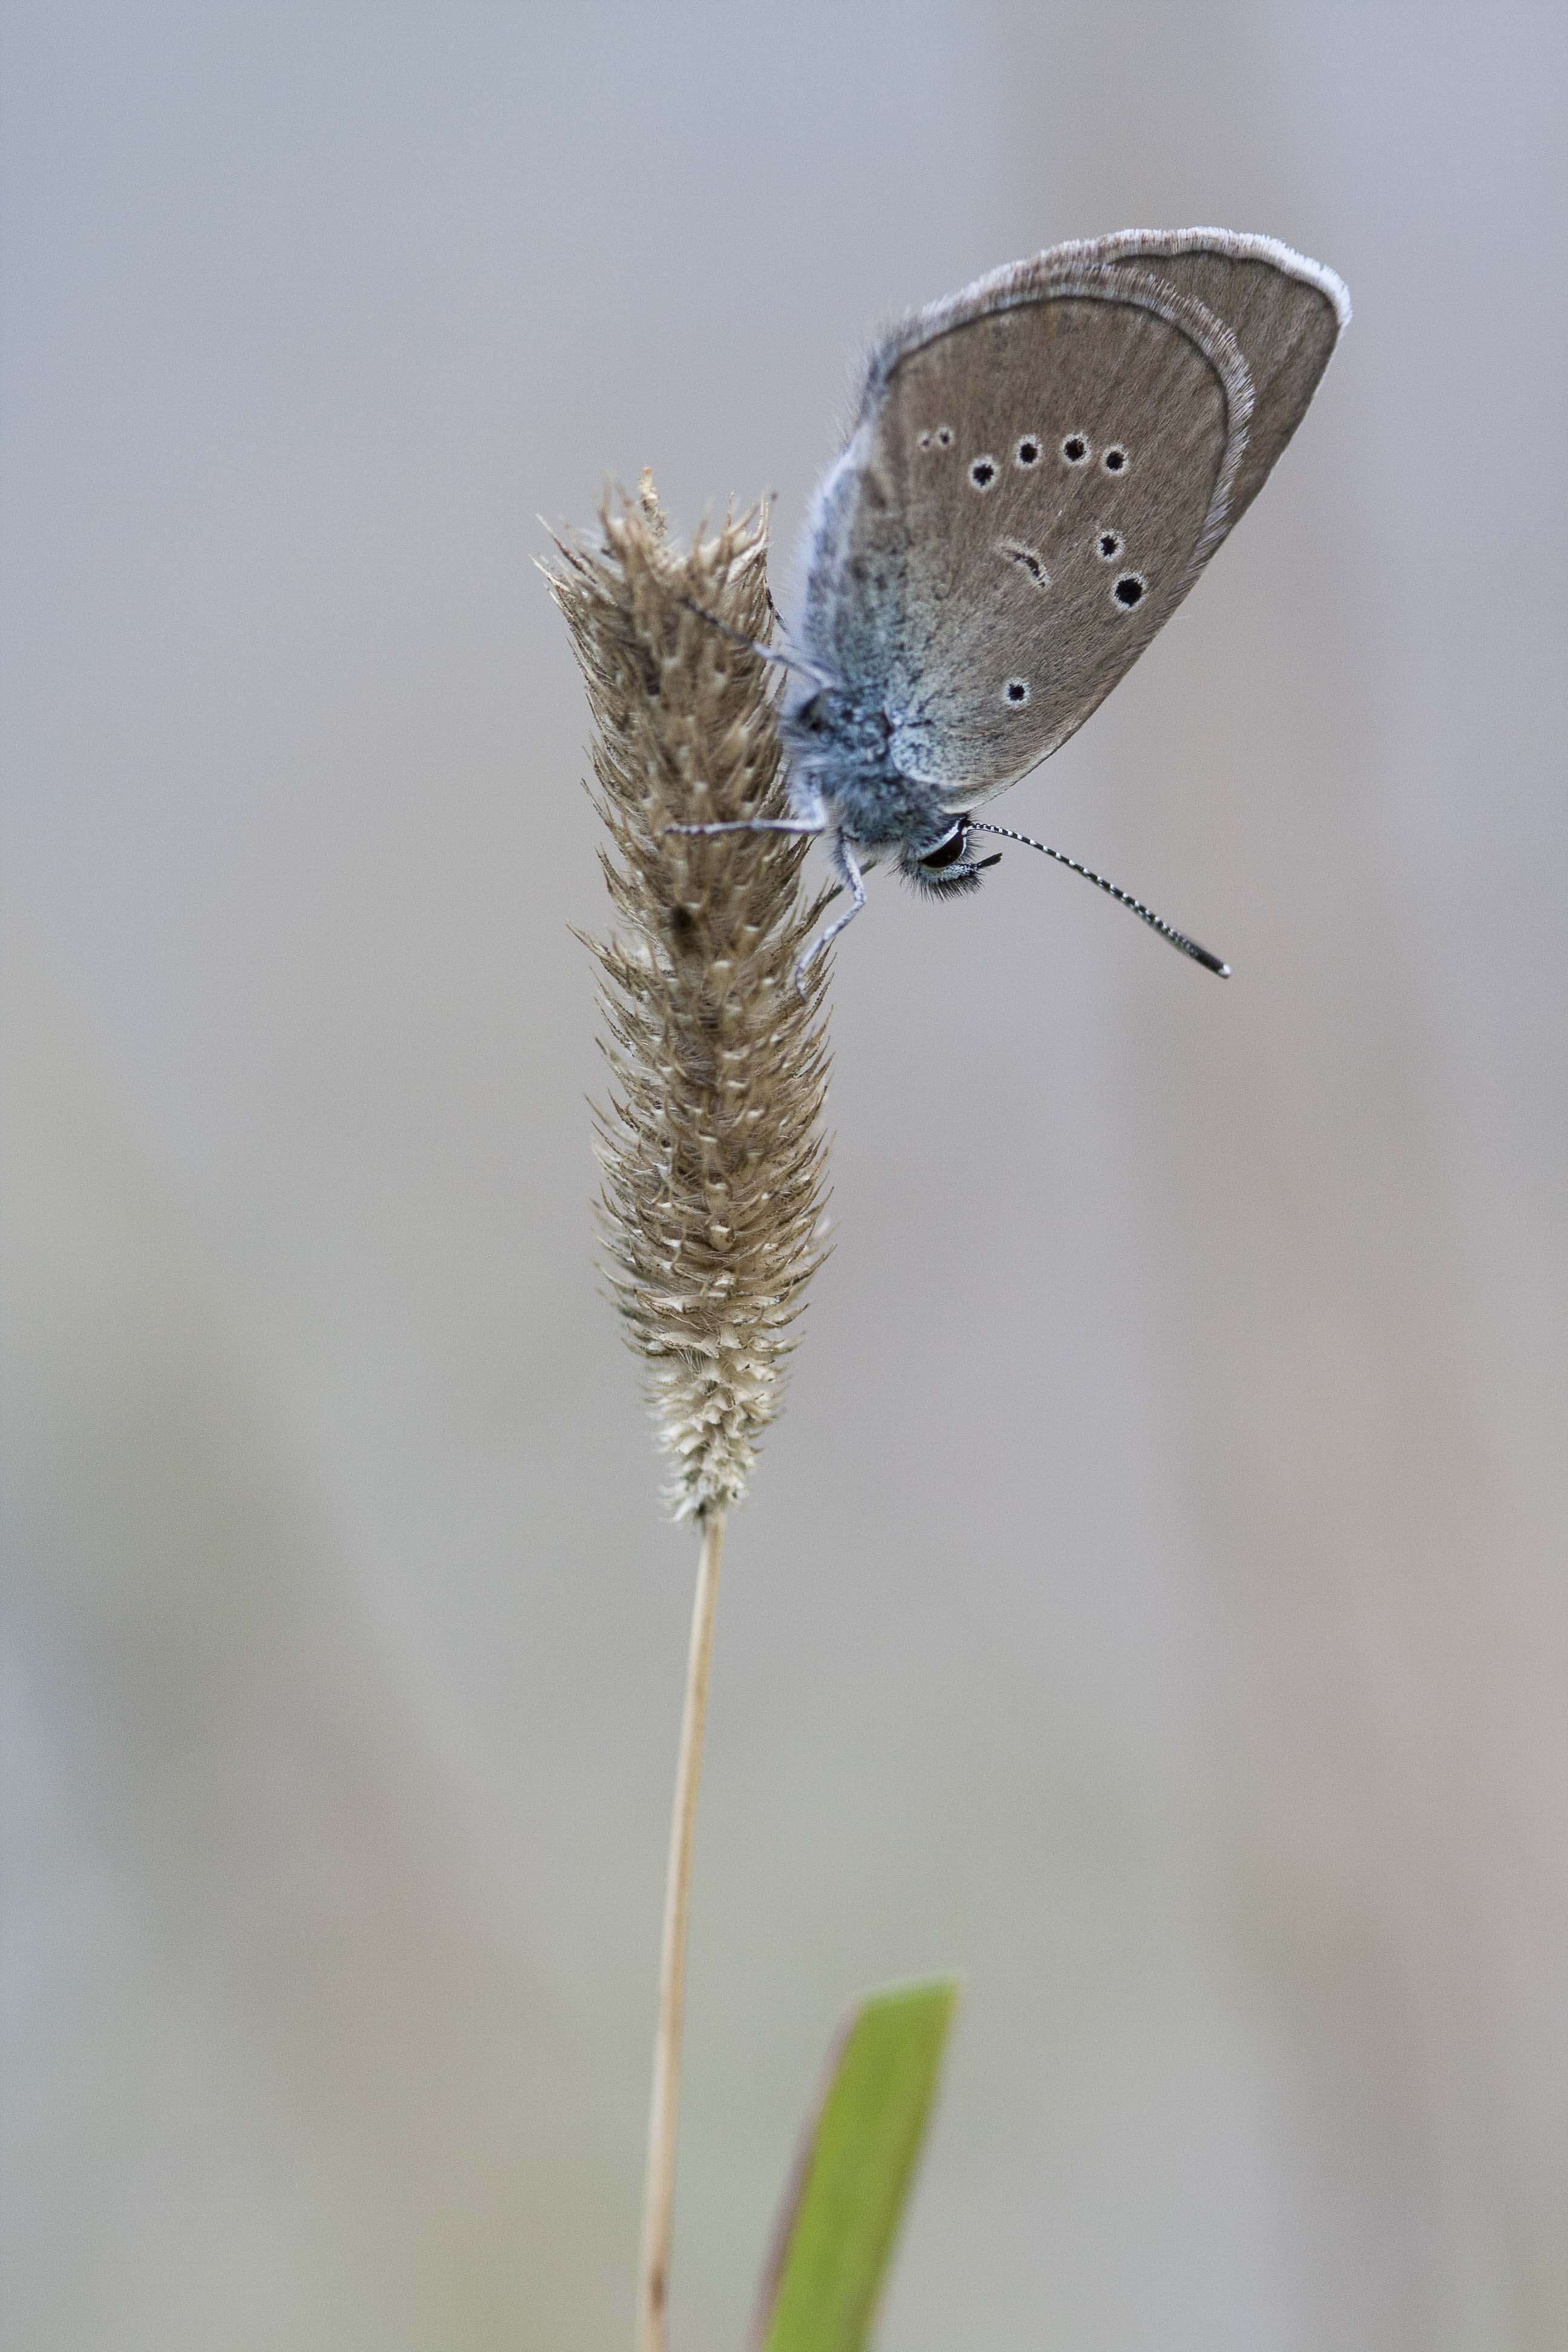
[
  {"xmin": 857, "ymin": 266, "xmax": 1250, "ymax": 800},
  {"xmin": 801, "ymin": 234, "xmax": 1346, "ymax": 808}
]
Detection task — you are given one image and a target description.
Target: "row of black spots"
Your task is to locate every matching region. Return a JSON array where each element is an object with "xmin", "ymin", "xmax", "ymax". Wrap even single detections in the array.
[
  {"xmin": 969, "ymin": 433, "xmax": 1132, "ymax": 490},
  {"xmin": 1060, "ymin": 433, "xmax": 1129, "ymax": 474},
  {"xmin": 1004, "ymin": 677, "xmax": 1031, "ymax": 707},
  {"xmin": 921, "ymin": 425, "xmax": 1129, "ymax": 478},
  {"xmin": 999, "ymin": 540, "xmax": 1051, "ymax": 590}
]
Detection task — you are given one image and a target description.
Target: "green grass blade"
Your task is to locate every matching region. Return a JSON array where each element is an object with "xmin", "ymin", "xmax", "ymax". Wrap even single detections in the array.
[{"xmin": 754, "ymin": 1978, "xmax": 959, "ymax": 2352}]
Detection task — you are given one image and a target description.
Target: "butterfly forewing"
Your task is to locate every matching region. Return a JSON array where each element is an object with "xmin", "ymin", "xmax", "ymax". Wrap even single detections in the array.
[{"xmin": 858, "ymin": 275, "xmax": 1244, "ymax": 800}]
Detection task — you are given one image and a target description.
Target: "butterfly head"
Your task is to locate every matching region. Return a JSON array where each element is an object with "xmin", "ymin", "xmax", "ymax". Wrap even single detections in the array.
[{"xmin": 900, "ymin": 814, "xmax": 1002, "ymax": 898}]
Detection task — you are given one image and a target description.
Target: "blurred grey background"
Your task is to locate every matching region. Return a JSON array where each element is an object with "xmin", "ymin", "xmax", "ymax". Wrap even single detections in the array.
[{"xmin": 3, "ymin": 4, "xmax": 1564, "ymax": 2347}]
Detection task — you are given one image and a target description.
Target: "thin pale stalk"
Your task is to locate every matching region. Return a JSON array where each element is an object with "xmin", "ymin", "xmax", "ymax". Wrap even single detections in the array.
[{"xmin": 638, "ymin": 1505, "xmax": 727, "ymax": 2352}]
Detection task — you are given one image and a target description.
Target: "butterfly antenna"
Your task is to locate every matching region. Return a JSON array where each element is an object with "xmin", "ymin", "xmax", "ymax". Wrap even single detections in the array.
[
  {"xmin": 675, "ymin": 593, "xmax": 832, "ymax": 688},
  {"xmin": 968, "ymin": 823, "xmax": 1231, "ymax": 976}
]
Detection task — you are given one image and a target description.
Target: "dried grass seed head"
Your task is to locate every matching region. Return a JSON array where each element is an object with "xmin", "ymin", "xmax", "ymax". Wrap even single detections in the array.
[{"xmin": 547, "ymin": 479, "xmax": 832, "ymax": 1520}]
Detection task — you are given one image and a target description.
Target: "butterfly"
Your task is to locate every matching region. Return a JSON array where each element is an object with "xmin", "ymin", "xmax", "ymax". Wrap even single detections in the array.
[{"xmin": 678, "ymin": 229, "xmax": 1348, "ymax": 978}]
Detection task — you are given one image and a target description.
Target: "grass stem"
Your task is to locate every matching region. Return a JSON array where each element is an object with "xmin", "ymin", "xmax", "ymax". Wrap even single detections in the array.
[{"xmin": 638, "ymin": 1504, "xmax": 727, "ymax": 2352}]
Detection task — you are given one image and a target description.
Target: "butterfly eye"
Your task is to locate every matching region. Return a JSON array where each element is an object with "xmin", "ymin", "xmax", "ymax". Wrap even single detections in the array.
[
  {"xmin": 968, "ymin": 456, "xmax": 999, "ymax": 490},
  {"xmin": 1014, "ymin": 435, "xmax": 1042, "ymax": 467},
  {"xmin": 1060, "ymin": 433, "xmax": 1090, "ymax": 465},
  {"xmin": 919, "ymin": 823, "xmax": 970, "ymax": 871},
  {"xmin": 1004, "ymin": 678, "xmax": 1031, "ymax": 706},
  {"xmin": 1102, "ymin": 445, "xmax": 1128, "ymax": 474},
  {"xmin": 1112, "ymin": 572, "xmax": 1146, "ymax": 609},
  {"xmin": 934, "ymin": 425, "xmax": 954, "ymax": 446},
  {"xmin": 1096, "ymin": 531, "xmax": 1123, "ymax": 561}
]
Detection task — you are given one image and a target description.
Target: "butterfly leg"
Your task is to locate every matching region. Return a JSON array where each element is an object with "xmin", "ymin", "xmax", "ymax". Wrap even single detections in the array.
[
  {"xmin": 662, "ymin": 817, "xmax": 825, "ymax": 838},
  {"xmin": 794, "ymin": 832, "xmax": 866, "ymax": 990},
  {"xmin": 673, "ymin": 593, "xmax": 831, "ymax": 688}
]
